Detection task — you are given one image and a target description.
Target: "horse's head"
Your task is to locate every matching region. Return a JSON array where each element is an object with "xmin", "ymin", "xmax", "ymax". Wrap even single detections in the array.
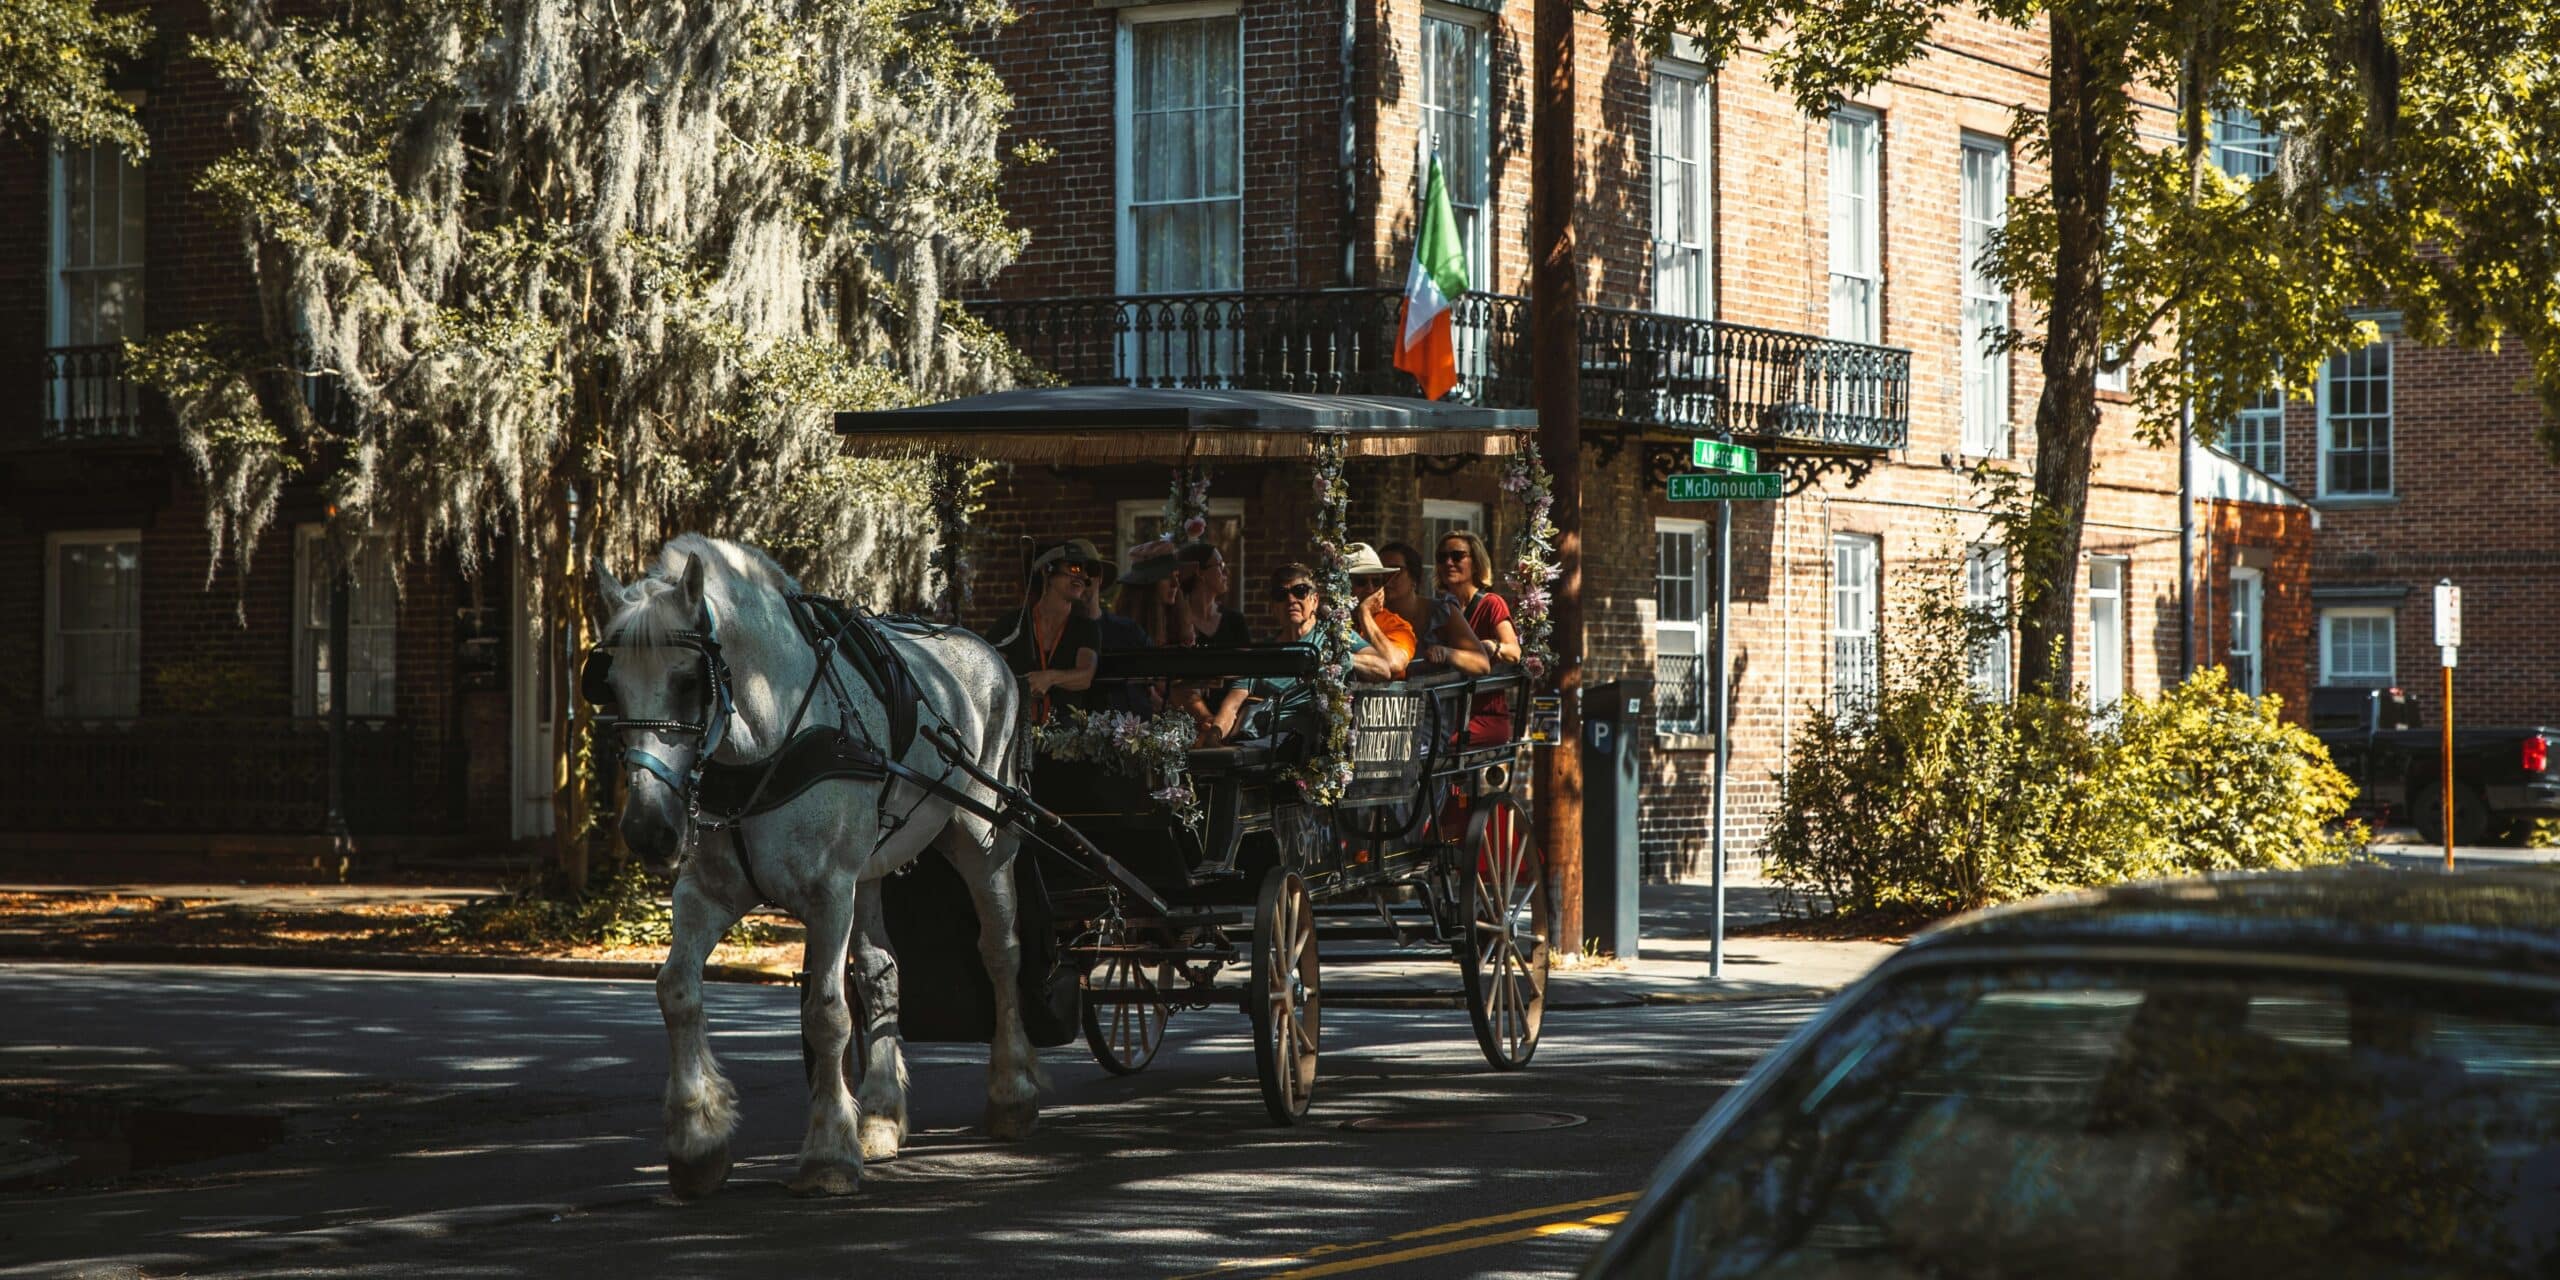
[{"xmin": 589, "ymin": 551, "xmax": 730, "ymax": 874}]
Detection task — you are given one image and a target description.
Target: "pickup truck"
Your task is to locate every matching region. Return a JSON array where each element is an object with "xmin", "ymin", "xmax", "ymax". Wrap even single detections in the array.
[{"xmin": 2310, "ymin": 686, "xmax": 2560, "ymax": 844}]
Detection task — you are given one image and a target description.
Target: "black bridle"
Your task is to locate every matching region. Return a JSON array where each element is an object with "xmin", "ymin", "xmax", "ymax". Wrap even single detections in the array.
[{"xmin": 580, "ymin": 600, "xmax": 737, "ymax": 824}]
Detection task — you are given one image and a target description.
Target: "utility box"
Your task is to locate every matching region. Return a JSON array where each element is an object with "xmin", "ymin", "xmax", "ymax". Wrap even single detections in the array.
[{"xmin": 1581, "ymin": 678, "xmax": 1652, "ymax": 961}]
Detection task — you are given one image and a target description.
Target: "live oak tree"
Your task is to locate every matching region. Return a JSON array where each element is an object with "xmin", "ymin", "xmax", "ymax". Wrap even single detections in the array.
[
  {"xmin": 1597, "ymin": 0, "xmax": 2560, "ymax": 693},
  {"xmin": 135, "ymin": 0, "xmax": 1022, "ymax": 868},
  {"xmin": 0, "ymin": 0, "xmax": 150, "ymax": 154}
]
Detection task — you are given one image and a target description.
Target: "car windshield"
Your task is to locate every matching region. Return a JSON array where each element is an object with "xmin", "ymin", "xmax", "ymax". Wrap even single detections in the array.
[{"xmin": 1616, "ymin": 963, "xmax": 2560, "ymax": 1279}]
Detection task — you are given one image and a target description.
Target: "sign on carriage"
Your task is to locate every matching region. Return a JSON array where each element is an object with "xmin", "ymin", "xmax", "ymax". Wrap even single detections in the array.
[
  {"xmin": 1668, "ymin": 472, "xmax": 1782, "ymax": 502},
  {"xmin": 1691, "ymin": 440, "xmax": 1758, "ymax": 474}
]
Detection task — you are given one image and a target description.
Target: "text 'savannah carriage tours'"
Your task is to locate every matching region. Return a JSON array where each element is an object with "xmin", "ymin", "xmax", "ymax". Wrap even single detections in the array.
[{"xmin": 582, "ymin": 385, "xmax": 1558, "ymax": 1199}]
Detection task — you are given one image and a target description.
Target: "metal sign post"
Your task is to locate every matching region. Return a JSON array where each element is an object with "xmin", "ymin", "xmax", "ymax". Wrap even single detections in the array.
[
  {"xmin": 2437, "ymin": 579, "xmax": 2461, "ymax": 872},
  {"xmin": 1708, "ymin": 495, "xmax": 1731, "ymax": 979}
]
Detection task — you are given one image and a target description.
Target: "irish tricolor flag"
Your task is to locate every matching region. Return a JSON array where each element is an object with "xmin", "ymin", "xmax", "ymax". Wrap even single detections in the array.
[{"xmin": 1395, "ymin": 155, "xmax": 1470, "ymax": 401}]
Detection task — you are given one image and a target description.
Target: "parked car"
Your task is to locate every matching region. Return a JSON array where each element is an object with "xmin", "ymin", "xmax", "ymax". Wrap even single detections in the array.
[
  {"xmin": 1580, "ymin": 868, "xmax": 2560, "ymax": 1279},
  {"xmin": 2310, "ymin": 685, "xmax": 2560, "ymax": 844}
]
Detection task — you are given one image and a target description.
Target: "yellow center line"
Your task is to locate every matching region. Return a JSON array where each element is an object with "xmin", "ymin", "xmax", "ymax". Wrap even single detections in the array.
[
  {"xmin": 1262, "ymin": 1210, "xmax": 1629, "ymax": 1279},
  {"xmin": 1163, "ymin": 1191, "xmax": 1638, "ymax": 1280}
]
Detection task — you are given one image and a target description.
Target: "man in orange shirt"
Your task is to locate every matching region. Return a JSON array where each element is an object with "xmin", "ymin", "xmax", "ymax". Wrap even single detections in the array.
[{"xmin": 1341, "ymin": 542, "xmax": 1414, "ymax": 678}]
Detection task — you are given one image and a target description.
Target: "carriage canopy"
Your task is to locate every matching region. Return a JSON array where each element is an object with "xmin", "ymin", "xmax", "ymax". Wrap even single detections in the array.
[{"xmin": 831, "ymin": 386, "xmax": 1538, "ymax": 461}]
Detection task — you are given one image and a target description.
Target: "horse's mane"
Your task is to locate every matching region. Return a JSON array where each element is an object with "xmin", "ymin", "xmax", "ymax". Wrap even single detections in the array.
[{"xmin": 603, "ymin": 534, "xmax": 801, "ymax": 645}]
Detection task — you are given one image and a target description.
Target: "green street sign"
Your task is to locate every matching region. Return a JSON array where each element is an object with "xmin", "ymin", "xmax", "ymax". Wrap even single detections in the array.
[
  {"xmin": 1668, "ymin": 471, "xmax": 1784, "ymax": 502},
  {"xmin": 1691, "ymin": 440, "xmax": 1759, "ymax": 473}
]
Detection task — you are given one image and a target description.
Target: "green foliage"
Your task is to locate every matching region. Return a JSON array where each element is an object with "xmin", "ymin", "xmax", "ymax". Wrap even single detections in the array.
[
  {"xmin": 1767, "ymin": 571, "xmax": 2364, "ymax": 923},
  {"xmin": 438, "ymin": 857, "xmax": 782, "ymax": 951},
  {"xmin": 151, "ymin": 659, "xmax": 282, "ymax": 715},
  {"xmin": 0, "ymin": 0, "xmax": 149, "ymax": 154}
]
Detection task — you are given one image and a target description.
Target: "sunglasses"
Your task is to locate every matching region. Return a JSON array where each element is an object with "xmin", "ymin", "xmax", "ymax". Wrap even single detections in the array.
[
  {"xmin": 1049, "ymin": 563, "xmax": 1095, "ymax": 580},
  {"xmin": 1270, "ymin": 583, "xmax": 1316, "ymax": 602},
  {"xmin": 1439, "ymin": 548, "xmax": 1471, "ymax": 564}
]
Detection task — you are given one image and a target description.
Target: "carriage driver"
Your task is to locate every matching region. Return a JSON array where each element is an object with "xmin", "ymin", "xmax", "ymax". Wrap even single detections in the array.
[{"xmin": 987, "ymin": 539, "xmax": 1103, "ymax": 724}]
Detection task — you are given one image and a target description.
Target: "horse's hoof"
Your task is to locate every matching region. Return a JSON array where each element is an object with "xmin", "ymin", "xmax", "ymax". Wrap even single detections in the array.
[
  {"xmin": 985, "ymin": 1100, "xmax": 1038, "ymax": 1142},
  {"xmin": 668, "ymin": 1144, "xmax": 732, "ymax": 1200},
  {"xmin": 788, "ymin": 1162, "xmax": 861, "ymax": 1197},
  {"xmin": 859, "ymin": 1116, "xmax": 905, "ymax": 1162}
]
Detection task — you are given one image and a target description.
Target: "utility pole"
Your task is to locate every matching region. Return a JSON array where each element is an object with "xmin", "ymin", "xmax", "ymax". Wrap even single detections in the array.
[{"xmin": 1530, "ymin": 0, "xmax": 1582, "ymax": 953}]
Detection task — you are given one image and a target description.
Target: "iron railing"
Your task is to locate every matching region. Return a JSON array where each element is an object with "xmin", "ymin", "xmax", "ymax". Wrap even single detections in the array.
[
  {"xmin": 41, "ymin": 344, "xmax": 149, "ymax": 442},
  {"xmin": 1831, "ymin": 634, "xmax": 1880, "ymax": 719},
  {"xmin": 969, "ymin": 289, "xmax": 1911, "ymax": 452},
  {"xmin": 1654, "ymin": 652, "xmax": 1706, "ymax": 733},
  {"xmin": 0, "ymin": 716, "xmax": 420, "ymax": 833}
]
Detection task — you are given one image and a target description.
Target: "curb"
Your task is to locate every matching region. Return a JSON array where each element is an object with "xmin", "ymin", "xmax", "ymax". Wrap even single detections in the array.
[{"xmin": 0, "ymin": 942, "xmax": 1845, "ymax": 1009}]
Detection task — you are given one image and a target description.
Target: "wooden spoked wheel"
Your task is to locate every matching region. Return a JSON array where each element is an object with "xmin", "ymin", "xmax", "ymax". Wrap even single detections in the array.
[
  {"xmin": 1249, "ymin": 867, "xmax": 1320, "ymax": 1124},
  {"xmin": 1081, "ymin": 950, "xmax": 1173, "ymax": 1076},
  {"xmin": 1457, "ymin": 792, "xmax": 1549, "ymax": 1070}
]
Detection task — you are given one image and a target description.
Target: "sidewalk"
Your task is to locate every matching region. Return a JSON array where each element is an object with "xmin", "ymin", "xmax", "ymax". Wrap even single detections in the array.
[{"xmin": 0, "ymin": 876, "xmax": 1894, "ymax": 1009}]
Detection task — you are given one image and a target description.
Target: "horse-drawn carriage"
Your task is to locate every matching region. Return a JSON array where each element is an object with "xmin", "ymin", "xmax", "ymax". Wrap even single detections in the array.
[
  {"xmin": 582, "ymin": 387, "xmax": 1557, "ymax": 1197},
  {"xmin": 834, "ymin": 388, "xmax": 1556, "ymax": 1124}
]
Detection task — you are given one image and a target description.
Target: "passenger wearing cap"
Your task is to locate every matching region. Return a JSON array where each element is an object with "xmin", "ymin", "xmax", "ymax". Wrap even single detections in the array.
[
  {"xmin": 1343, "ymin": 542, "xmax": 1416, "ymax": 679},
  {"xmin": 987, "ymin": 539, "xmax": 1102, "ymax": 724}
]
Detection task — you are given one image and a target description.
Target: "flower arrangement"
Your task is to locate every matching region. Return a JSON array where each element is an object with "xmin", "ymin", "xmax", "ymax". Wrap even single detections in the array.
[
  {"xmin": 1164, "ymin": 464, "xmax": 1212, "ymax": 544},
  {"xmin": 1287, "ymin": 432, "xmax": 1358, "ymax": 804},
  {"xmin": 1033, "ymin": 707, "xmax": 1205, "ymax": 834},
  {"xmin": 1502, "ymin": 440, "xmax": 1561, "ymax": 679}
]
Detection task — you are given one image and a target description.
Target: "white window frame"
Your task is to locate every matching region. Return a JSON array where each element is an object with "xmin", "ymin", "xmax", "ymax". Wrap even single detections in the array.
[
  {"xmin": 1965, "ymin": 543, "xmax": 2011, "ymax": 700},
  {"xmin": 2228, "ymin": 566, "xmax": 2264, "ymax": 696},
  {"xmin": 293, "ymin": 525, "xmax": 401, "ymax": 719},
  {"xmin": 1114, "ymin": 3, "xmax": 1244, "ymax": 297},
  {"xmin": 2223, "ymin": 387, "xmax": 2286, "ymax": 480},
  {"xmin": 2319, "ymin": 606, "xmax": 2397, "ymax": 688},
  {"xmin": 1422, "ymin": 499, "xmax": 1487, "ymax": 551},
  {"xmin": 1655, "ymin": 518, "xmax": 1706, "ymax": 734},
  {"xmin": 43, "ymin": 529, "xmax": 142, "ymax": 720},
  {"xmin": 2087, "ymin": 556, "xmax": 2127, "ymax": 710},
  {"xmin": 1420, "ymin": 5, "xmax": 1493, "ymax": 292},
  {"xmin": 1116, "ymin": 497, "xmax": 1246, "ymax": 610},
  {"xmin": 1651, "ymin": 61, "xmax": 1711, "ymax": 321},
  {"xmin": 2317, "ymin": 340, "xmax": 2393, "ymax": 498},
  {"xmin": 2211, "ymin": 108, "xmax": 2279, "ymax": 183},
  {"xmin": 1830, "ymin": 533, "xmax": 1880, "ymax": 716},
  {"xmin": 1827, "ymin": 106, "xmax": 1882, "ymax": 346},
  {"xmin": 48, "ymin": 140, "xmax": 146, "ymax": 349},
  {"xmin": 1960, "ymin": 136, "xmax": 2010, "ymax": 455}
]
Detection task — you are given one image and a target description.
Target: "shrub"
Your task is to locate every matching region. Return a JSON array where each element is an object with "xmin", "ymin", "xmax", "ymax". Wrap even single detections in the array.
[{"xmin": 1766, "ymin": 577, "xmax": 2363, "ymax": 924}]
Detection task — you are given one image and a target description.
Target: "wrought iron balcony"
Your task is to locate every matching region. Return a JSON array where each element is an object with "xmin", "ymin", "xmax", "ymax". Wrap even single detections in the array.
[
  {"xmin": 40, "ymin": 344, "xmax": 152, "ymax": 443},
  {"xmin": 1654, "ymin": 651, "xmax": 1707, "ymax": 733},
  {"xmin": 966, "ymin": 289, "xmax": 1910, "ymax": 453}
]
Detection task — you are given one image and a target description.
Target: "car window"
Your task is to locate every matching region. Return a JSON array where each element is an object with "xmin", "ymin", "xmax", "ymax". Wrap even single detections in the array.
[{"xmin": 1611, "ymin": 965, "xmax": 2560, "ymax": 1279}]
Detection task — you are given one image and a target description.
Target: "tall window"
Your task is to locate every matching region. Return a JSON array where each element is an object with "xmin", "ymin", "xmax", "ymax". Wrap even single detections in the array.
[
  {"xmin": 2320, "ymin": 608, "xmax": 2396, "ymax": 687},
  {"xmin": 1831, "ymin": 534, "xmax": 1880, "ymax": 716},
  {"xmin": 1965, "ymin": 544, "xmax": 2010, "ymax": 700},
  {"xmin": 1652, "ymin": 64, "xmax": 1710, "ymax": 320},
  {"xmin": 1827, "ymin": 108, "xmax": 1881, "ymax": 345},
  {"xmin": 1118, "ymin": 497, "xmax": 1245, "ymax": 610},
  {"xmin": 2228, "ymin": 567, "xmax": 2264, "ymax": 696},
  {"xmin": 2088, "ymin": 557, "xmax": 2126, "ymax": 710},
  {"xmin": 2212, "ymin": 109, "xmax": 2279, "ymax": 182},
  {"xmin": 2224, "ymin": 387, "xmax": 2286, "ymax": 480},
  {"xmin": 1655, "ymin": 520, "xmax": 1706, "ymax": 734},
  {"xmin": 2320, "ymin": 341, "xmax": 2392, "ymax": 497},
  {"xmin": 49, "ymin": 141, "xmax": 147, "ymax": 434},
  {"xmin": 294, "ymin": 527, "xmax": 400, "ymax": 718},
  {"xmin": 44, "ymin": 531, "xmax": 141, "ymax": 719},
  {"xmin": 1422, "ymin": 499, "xmax": 1486, "ymax": 551},
  {"xmin": 1420, "ymin": 10, "xmax": 1491, "ymax": 289},
  {"xmin": 1960, "ymin": 137, "xmax": 2011, "ymax": 455},
  {"xmin": 1118, "ymin": 12, "xmax": 1242, "ymax": 294}
]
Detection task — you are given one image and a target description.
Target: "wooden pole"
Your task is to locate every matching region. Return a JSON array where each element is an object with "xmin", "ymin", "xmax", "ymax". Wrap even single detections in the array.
[{"xmin": 1531, "ymin": 0, "xmax": 1582, "ymax": 954}]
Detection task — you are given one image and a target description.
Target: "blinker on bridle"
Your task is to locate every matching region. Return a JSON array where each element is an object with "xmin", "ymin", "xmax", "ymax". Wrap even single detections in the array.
[{"xmin": 580, "ymin": 600, "xmax": 736, "ymax": 806}]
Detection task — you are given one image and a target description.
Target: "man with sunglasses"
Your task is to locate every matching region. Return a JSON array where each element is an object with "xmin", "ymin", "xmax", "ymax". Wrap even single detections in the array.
[{"xmin": 987, "ymin": 539, "xmax": 1102, "ymax": 724}]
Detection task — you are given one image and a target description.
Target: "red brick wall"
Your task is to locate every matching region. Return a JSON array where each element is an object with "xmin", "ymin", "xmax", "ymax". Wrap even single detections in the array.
[{"xmin": 2195, "ymin": 498, "xmax": 2315, "ymax": 724}]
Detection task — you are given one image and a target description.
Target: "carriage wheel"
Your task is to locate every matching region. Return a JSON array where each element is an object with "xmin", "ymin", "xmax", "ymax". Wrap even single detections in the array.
[
  {"xmin": 1081, "ymin": 949, "xmax": 1173, "ymax": 1076},
  {"xmin": 1457, "ymin": 793, "xmax": 1549, "ymax": 1070},
  {"xmin": 1249, "ymin": 867, "xmax": 1320, "ymax": 1124}
]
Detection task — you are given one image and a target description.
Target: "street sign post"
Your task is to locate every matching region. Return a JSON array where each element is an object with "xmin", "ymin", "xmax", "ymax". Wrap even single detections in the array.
[
  {"xmin": 1691, "ymin": 440, "xmax": 1759, "ymax": 474},
  {"xmin": 1667, "ymin": 472, "xmax": 1782, "ymax": 502},
  {"xmin": 2438, "ymin": 579, "xmax": 2460, "ymax": 871}
]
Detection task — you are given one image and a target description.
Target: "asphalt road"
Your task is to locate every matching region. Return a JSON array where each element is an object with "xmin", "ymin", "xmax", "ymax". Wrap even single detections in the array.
[{"xmin": 0, "ymin": 964, "xmax": 1820, "ymax": 1279}]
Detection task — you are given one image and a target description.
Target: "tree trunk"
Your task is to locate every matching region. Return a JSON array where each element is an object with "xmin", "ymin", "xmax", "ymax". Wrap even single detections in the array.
[{"xmin": 2016, "ymin": 15, "xmax": 2117, "ymax": 696}]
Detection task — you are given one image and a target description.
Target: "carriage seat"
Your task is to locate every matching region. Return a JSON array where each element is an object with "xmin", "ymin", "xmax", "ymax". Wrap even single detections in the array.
[{"xmin": 1185, "ymin": 742, "xmax": 1277, "ymax": 774}]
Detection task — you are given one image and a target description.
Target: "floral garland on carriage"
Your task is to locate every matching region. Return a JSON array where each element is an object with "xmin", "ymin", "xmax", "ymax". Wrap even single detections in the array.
[
  {"xmin": 1032, "ymin": 707, "xmax": 1206, "ymax": 835},
  {"xmin": 1503, "ymin": 440, "xmax": 1561, "ymax": 678},
  {"xmin": 1287, "ymin": 433, "xmax": 1358, "ymax": 805}
]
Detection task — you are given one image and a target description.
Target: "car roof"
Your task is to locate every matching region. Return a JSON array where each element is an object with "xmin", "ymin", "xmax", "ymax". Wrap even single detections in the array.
[{"xmin": 1899, "ymin": 865, "xmax": 2560, "ymax": 981}]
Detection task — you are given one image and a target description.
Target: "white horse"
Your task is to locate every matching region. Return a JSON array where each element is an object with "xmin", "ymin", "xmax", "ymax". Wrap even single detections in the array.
[{"xmin": 591, "ymin": 534, "xmax": 1038, "ymax": 1199}]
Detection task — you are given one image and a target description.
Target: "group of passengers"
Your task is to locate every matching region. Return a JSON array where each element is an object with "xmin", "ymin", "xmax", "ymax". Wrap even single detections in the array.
[{"xmin": 990, "ymin": 529, "xmax": 1521, "ymax": 750}]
